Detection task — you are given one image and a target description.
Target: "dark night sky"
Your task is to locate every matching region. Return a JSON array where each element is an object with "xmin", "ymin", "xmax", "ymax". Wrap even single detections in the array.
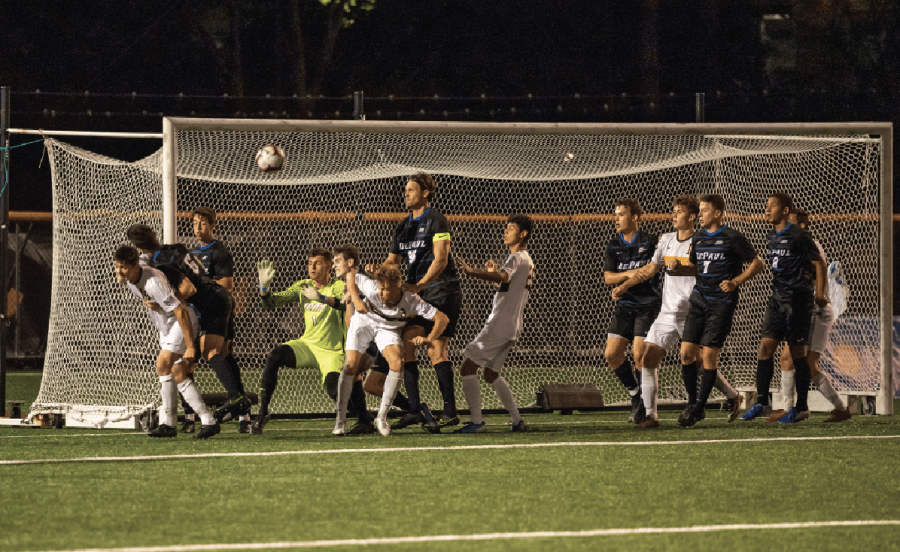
[{"xmin": 1, "ymin": 0, "xmax": 898, "ymax": 212}]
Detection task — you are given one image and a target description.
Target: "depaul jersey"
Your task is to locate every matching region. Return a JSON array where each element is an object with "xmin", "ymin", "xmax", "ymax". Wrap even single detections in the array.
[
  {"xmin": 125, "ymin": 266, "xmax": 183, "ymax": 336},
  {"xmin": 652, "ymin": 231, "xmax": 693, "ymax": 315},
  {"xmin": 390, "ymin": 208, "xmax": 460, "ymax": 301},
  {"xmin": 767, "ymin": 222, "xmax": 818, "ymax": 296},
  {"xmin": 261, "ymin": 278, "xmax": 346, "ymax": 352},
  {"xmin": 603, "ymin": 230, "xmax": 661, "ymax": 307},
  {"xmin": 190, "ymin": 240, "xmax": 234, "ymax": 281},
  {"xmin": 689, "ymin": 224, "xmax": 758, "ymax": 303},
  {"xmin": 150, "ymin": 244, "xmax": 219, "ymax": 305},
  {"xmin": 354, "ymin": 273, "xmax": 437, "ymax": 332},
  {"xmin": 483, "ymin": 250, "xmax": 535, "ymax": 341}
]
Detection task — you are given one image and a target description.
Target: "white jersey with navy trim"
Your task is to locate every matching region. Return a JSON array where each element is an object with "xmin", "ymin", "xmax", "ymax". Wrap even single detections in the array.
[
  {"xmin": 354, "ymin": 273, "xmax": 437, "ymax": 331},
  {"xmin": 126, "ymin": 266, "xmax": 183, "ymax": 336}
]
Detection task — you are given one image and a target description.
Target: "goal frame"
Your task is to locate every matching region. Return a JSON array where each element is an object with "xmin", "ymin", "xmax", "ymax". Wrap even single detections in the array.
[{"xmin": 162, "ymin": 118, "xmax": 893, "ymax": 414}]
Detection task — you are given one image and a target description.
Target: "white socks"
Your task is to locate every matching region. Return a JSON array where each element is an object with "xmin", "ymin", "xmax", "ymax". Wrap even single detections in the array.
[
  {"xmin": 641, "ymin": 367, "xmax": 658, "ymax": 419},
  {"xmin": 491, "ymin": 376, "xmax": 521, "ymax": 425},
  {"xmin": 813, "ymin": 372, "xmax": 845, "ymax": 410},
  {"xmin": 335, "ymin": 371, "xmax": 354, "ymax": 426},
  {"xmin": 462, "ymin": 375, "xmax": 483, "ymax": 424},
  {"xmin": 158, "ymin": 375, "xmax": 177, "ymax": 427},
  {"xmin": 781, "ymin": 370, "xmax": 796, "ymax": 409},
  {"xmin": 377, "ymin": 371, "xmax": 401, "ymax": 420},
  {"xmin": 177, "ymin": 378, "xmax": 214, "ymax": 426}
]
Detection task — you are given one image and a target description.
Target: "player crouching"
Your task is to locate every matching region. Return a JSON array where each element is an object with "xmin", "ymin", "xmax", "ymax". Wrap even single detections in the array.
[
  {"xmin": 114, "ymin": 246, "xmax": 220, "ymax": 439},
  {"xmin": 455, "ymin": 215, "xmax": 535, "ymax": 433},
  {"xmin": 334, "ymin": 265, "xmax": 449, "ymax": 436}
]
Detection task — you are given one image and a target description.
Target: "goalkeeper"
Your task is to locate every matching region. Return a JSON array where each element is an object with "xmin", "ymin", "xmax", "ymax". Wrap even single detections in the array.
[{"xmin": 252, "ymin": 248, "xmax": 372, "ymax": 434}]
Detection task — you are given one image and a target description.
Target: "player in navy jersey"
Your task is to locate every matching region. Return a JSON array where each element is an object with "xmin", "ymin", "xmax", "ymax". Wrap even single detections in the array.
[
  {"xmin": 127, "ymin": 224, "xmax": 251, "ymax": 428},
  {"xmin": 739, "ymin": 194, "xmax": 827, "ymax": 424},
  {"xmin": 603, "ymin": 198, "xmax": 661, "ymax": 424},
  {"xmin": 367, "ymin": 172, "xmax": 462, "ymax": 431},
  {"xmin": 676, "ymin": 194, "xmax": 763, "ymax": 427}
]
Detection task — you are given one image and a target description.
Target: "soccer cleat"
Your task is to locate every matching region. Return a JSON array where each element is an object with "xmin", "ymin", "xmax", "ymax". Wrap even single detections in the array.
[
  {"xmin": 724, "ymin": 395, "xmax": 743, "ymax": 423},
  {"xmin": 332, "ymin": 421, "xmax": 346, "ymax": 436},
  {"xmin": 250, "ymin": 413, "xmax": 271, "ymax": 435},
  {"xmin": 439, "ymin": 413, "xmax": 460, "ymax": 428},
  {"xmin": 181, "ymin": 419, "xmax": 196, "ymax": 434},
  {"xmin": 214, "ymin": 395, "xmax": 252, "ymax": 423},
  {"xmin": 678, "ymin": 406, "xmax": 705, "ymax": 428},
  {"xmin": 391, "ymin": 412, "xmax": 422, "ymax": 430},
  {"xmin": 739, "ymin": 403, "xmax": 770, "ymax": 422},
  {"xmin": 349, "ymin": 421, "xmax": 376, "ymax": 435},
  {"xmin": 375, "ymin": 417, "xmax": 392, "ymax": 436},
  {"xmin": 677, "ymin": 405, "xmax": 694, "ymax": 425},
  {"xmin": 455, "ymin": 421, "xmax": 486, "ymax": 433},
  {"xmin": 148, "ymin": 424, "xmax": 177, "ymax": 438},
  {"xmin": 239, "ymin": 420, "xmax": 251, "ymax": 434},
  {"xmin": 420, "ymin": 403, "xmax": 440, "ymax": 434},
  {"xmin": 764, "ymin": 409, "xmax": 788, "ymax": 423},
  {"xmin": 629, "ymin": 393, "xmax": 647, "ymax": 425},
  {"xmin": 195, "ymin": 422, "xmax": 221, "ymax": 439},
  {"xmin": 777, "ymin": 407, "xmax": 810, "ymax": 425},
  {"xmin": 637, "ymin": 417, "xmax": 660, "ymax": 430},
  {"xmin": 824, "ymin": 408, "xmax": 853, "ymax": 423},
  {"xmin": 511, "ymin": 419, "xmax": 526, "ymax": 432}
]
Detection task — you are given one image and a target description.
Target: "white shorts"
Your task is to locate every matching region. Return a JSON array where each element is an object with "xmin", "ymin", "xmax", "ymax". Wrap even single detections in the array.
[
  {"xmin": 463, "ymin": 328, "xmax": 516, "ymax": 371},
  {"xmin": 346, "ymin": 315, "xmax": 403, "ymax": 354},
  {"xmin": 643, "ymin": 310, "xmax": 686, "ymax": 353},
  {"xmin": 809, "ymin": 305, "xmax": 834, "ymax": 354},
  {"xmin": 159, "ymin": 306, "xmax": 199, "ymax": 356}
]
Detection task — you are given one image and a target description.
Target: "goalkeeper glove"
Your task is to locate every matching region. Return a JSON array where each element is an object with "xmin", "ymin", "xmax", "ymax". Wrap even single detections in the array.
[
  {"xmin": 257, "ymin": 260, "xmax": 276, "ymax": 293},
  {"xmin": 302, "ymin": 286, "xmax": 327, "ymax": 304}
]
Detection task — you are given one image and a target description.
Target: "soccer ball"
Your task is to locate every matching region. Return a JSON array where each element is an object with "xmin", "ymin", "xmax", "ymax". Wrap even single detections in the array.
[{"xmin": 256, "ymin": 144, "xmax": 286, "ymax": 172}]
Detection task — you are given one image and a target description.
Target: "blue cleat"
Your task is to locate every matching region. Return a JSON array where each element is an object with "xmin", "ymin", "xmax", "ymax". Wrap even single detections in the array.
[
  {"xmin": 777, "ymin": 407, "xmax": 810, "ymax": 425},
  {"xmin": 455, "ymin": 421, "xmax": 486, "ymax": 434},
  {"xmin": 739, "ymin": 403, "xmax": 768, "ymax": 421}
]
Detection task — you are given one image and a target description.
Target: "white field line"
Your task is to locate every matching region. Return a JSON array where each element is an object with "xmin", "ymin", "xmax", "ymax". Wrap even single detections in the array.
[
  {"xmin": 28, "ymin": 520, "xmax": 900, "ymax": 552},
  {"xmin": 2, "ymin": 434, "xmax": 898, "ymax": 466}
]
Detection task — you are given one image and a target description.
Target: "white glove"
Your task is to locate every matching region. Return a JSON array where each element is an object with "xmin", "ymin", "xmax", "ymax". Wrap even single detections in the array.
[
  {"xmin": 257, "ymin": 260, "xmax": 276, "ymax": 293},
  {"xmin": 302, "ymin": 286, "xmax": 325, "ymax": 303}
]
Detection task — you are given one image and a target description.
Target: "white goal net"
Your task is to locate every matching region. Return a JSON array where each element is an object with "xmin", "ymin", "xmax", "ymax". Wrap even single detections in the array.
[{"xmin": 32, "ymin": 120, "xmax": 892, "ymax": 426}]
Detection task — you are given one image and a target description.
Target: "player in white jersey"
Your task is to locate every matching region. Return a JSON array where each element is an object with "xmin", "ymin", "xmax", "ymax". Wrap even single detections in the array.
[
  {"xmin": 767, "ymin": 210, "xmax": 852, "ymax": 423},
  {"xmin": 113, "ymin": 245, "xmax": 220, "ymax": 439},
  {"xmin": 613, "ymin": 196, "xmax": 743, "ymax": 428},
  {"xmin": 333, "ymin": 265, "xmax": 449, "ymax": 436},
  {"xmin": 455, "ymin": 215, "xmax": 535, "ymax": 433}
]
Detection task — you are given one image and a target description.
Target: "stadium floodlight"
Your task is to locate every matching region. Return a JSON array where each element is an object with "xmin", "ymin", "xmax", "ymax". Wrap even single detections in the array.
[{"xmin": 30, "ymin": 119, "xmax": 892, "ymax": 427}]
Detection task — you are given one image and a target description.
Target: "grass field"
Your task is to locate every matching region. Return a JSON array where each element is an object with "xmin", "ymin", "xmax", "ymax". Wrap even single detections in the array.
[{"xmin": 2, "ymin": 371, "xmax": 899, "ymax": 552}]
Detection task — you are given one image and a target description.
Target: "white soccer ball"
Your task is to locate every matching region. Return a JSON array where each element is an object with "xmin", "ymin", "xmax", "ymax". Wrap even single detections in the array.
[{"xmin": 256, "ymin": 144, "xmax": 286, "ymax": 172}]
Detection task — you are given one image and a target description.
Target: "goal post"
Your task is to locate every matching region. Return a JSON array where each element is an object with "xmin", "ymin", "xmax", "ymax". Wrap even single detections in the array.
[{"xmin": 33, "ymin": 119, "xmax": 893, "ymax": 426}]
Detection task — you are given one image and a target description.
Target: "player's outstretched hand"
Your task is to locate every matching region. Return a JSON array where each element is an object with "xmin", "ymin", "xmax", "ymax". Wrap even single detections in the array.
[
  {"xmin": 302, "ymin": 287, "xmax": 320, "ymax": 301},
  {"xmin": 143, "ymin": 299, "xmax": 162, "ymax": 312},
  {"xmin": 611, "ymin": 285, "xmax": 625, "ymax": 302},
  {"xmin": 666, "ymin": 258, "xmax": 682, "ymax": 271},
  {"xmin": 720, "ymin": 279, "xmax": 738, "ymax": 293},
  {"xmin": 456, "ymin": 256, "xmax": 471, "ymax": 275},
  {"xmin": 485, "ymin": 259, "xmax": 498, "ymax": 272},
  {"xmin": 182, "ymin": 346, "xmax": 197, "ymax": 365},
  {"xmin": 364, "ymin": 263, "xmax": 379, "ymax": 275},
  {"xmin": 257, "ymin": 260, "xmax": 276, "ymax": 294},
  {"xmin": 411, "ymin": 336, "xmax": 431, "ymax": 347}
]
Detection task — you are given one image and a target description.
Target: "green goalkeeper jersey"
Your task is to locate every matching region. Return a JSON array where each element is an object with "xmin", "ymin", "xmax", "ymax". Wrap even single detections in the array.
[{"xmin": 260, "ymin": 278, "xmax": 346, "ymax": 351}]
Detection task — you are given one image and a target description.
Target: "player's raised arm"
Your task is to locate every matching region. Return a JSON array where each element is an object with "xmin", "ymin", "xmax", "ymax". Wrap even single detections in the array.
[
  {"xmin": 457, "ymin": 256, "xmax": 509, "ymax": 284},
  {"xmin": 407, "ymin": 238, "xmax": 450, "ymax": 293},
  {"xmin": 345, "ymin": 268, "xmax": 369, "ymax": 314},
  {"xmin": 413, "ymin": 310, "xmax": 449, "ymax": 346},
  {"xmin": 172, "ymin": 303, "xmax": 197, "ymax": 364}
]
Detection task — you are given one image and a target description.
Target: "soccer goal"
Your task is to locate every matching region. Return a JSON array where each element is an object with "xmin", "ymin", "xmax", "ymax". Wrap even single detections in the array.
[{"xmin": 32, "ymin": 119, "xmax": 893, "ymax": 426}]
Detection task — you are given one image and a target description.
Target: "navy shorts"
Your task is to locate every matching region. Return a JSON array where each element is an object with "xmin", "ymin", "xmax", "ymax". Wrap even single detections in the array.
[
  {"xmin": 760, "ymin": 291, "xmax": 814, "ymax": 346},
  {"xmin": 682, "ymin": 292, "xmax": 737, "ymax": 349},
  {"xmin": 607, "ymin": 302, "xmax": 660, "ymax": 341}
]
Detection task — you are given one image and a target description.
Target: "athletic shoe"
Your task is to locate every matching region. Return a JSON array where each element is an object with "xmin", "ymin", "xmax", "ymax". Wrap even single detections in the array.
[
  {"xmin": 511, "ymin": 419, "xmax": 526, "ymax": 432},
  {"xmin": 629, "ymin": 393, "xmax": 646, "ymax": 424},
  {"xmin": 349, "ymin": 421, "xmax": 376, "ymax": 435},
  {"xmin": 739, "ymin": 403, "xmax": 770, "ymax": 422},
  {"xmin": 724, "ymin": 395, "xmax": 743, "ymax": 423},
  {"xmin": 214, "ymin": 395, "xmax": 252, "ymax": 423},
  {"xmin": 439, "ymin": 413, "xmax": 460, "ymax": 428},
  {"xmin": 148, "ymin": 424, "xmax": 177, "ymax": 438},
  {"xmin": 239, "ymin": 420, "xmax": 251, "ymax": 434},
  {"xmin": 764, "ymin": 409, "xmax": 788, "ymax": 423},
  {"xmin": 181, "ymin": 419, "xmax": 196, "ymax": 434},
  {"xmin": 455, "ymin": 421, "xmax": 486, "ymax": 434},
  {"xmin": 777, "ymin": 407, "xmax": 810, "ymax": 425},
  {"xmin": 677, "ymin": 405, "xmax": 694, "ymax": 425},
  {"xmin": 332, "ymin": 421, "xmax": 346, "ymax": 436},
  {"xmin": 637, "ymin": 417, "xmax": 660, "ymax": 430},
  {"xmin": 375, "ymin": 417, "xmax": 391, "ymax": 436},
  {"xmin": 391, "ymin": 412, "xmax": 422, "ymax": 430},
  {"xmin": 250, "ymin": 413, "xmax": 271, "ymax": 435},
  {"xmin": 420, "ymin": 403, "xmax": 440, "ymax": 434},
  {"xmin": 195, "ymin": 422, "xmax": 221, "ymax": 440},
  {"xmin": 678, "ymin": 406, "xmax": 705, "ymax": 428},
  {"xmin": 824, "ymin": 408, "xmax": 853, "ymax": 423}
]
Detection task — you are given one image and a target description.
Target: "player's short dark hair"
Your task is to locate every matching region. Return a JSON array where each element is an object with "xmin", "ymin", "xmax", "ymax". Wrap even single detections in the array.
[
  {"xmin": 191, "ymin": 207, "xmax": 217, "ymax": 227},
  {"xmin": 508, "ymin": 214, "xmax": 534, "ymax": 243},
  {"xmin": 126, "ymin": 224, "xmax": 160, "ymax": 250},
  {"xmin": 768, "ymin": 192, "xmax": 794, "ymax": 214},
  {"xmin": 408, "ymin": 172, "xmax": 436, "ymax": 201},
  {"xmin": 114, "ymin": 245, "xmax": 140, "ymax": 266},
  {"xmin": 793, "ymin": 209, "xmax": 810, "ymax": 229},
  {"xmin": 698, "ymin": 194, "xmax": 726, "ymax": 213},
  {"xmin": 374, "ymin": 266, "xmax": 402, "ymax": 287},
  {"xmin": 309, "ymin": 248, "xmax": 333, "ymax": 263},
  {"xmin": 333, "ymin": 244, "xmax": 360, "ymax": 267},
  {"xmin": 673, "ymin": 195, "xmax": 700, "ymax": 217},
  {"xmin": 615, "ymin": 198, "xmax": 643, "ymax": 218}
]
